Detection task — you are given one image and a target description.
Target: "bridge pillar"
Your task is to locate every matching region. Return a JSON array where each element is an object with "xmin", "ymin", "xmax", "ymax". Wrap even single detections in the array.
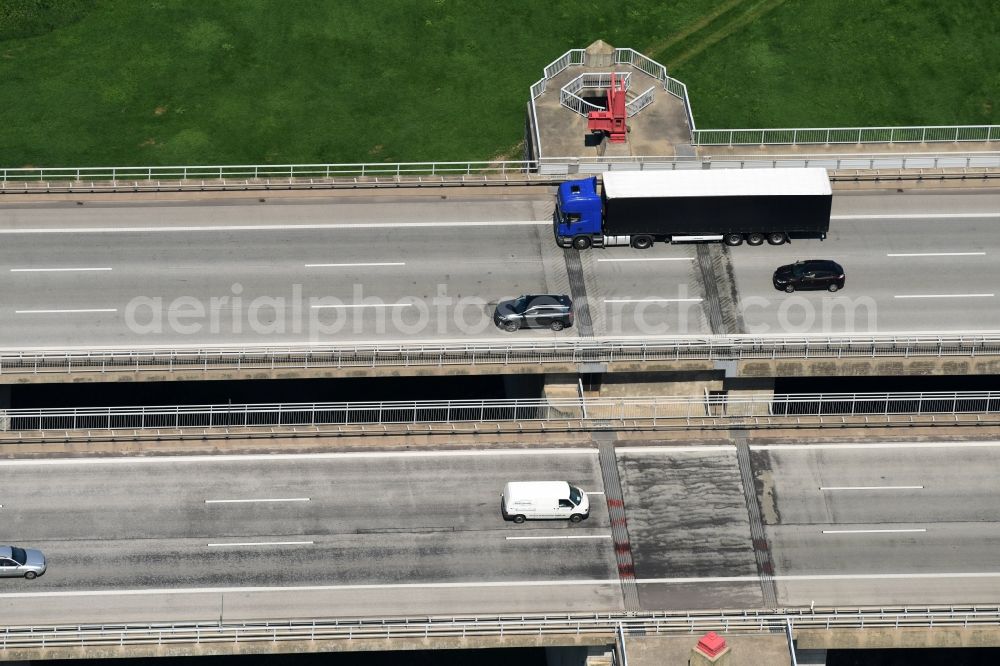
[
  {"xmin": 594, "ymin": 370, "xmax": 723, "ymax": 398},
  {"xmin": 542, "ymin": 374, "xmax": 585, "ymax": 418},
  {"xmin": 545, "ymin": 645, "xmax": 615, "ymax": 666},
  {"xmin": 502, "ymin": 373, "xmax": 544, "ymax": 400},
  {"xmin": 796, "ymin": 647, "xmax": 828, "ymax": 665}
]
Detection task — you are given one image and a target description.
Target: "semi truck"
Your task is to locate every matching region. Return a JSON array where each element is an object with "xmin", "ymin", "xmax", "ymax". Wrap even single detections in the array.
[{"xmin": 554, "ymin": 167, "xmax": 832, "ymax": 249}]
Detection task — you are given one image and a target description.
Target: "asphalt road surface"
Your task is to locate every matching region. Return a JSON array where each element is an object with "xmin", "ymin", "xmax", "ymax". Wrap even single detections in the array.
[
  {"xmin": 3, "ymin": 440, "xmax": 1000, "ymax": 625},
  {"xmin": 1, "ymin": 189, "xmax": 999, "ymax": 349}
]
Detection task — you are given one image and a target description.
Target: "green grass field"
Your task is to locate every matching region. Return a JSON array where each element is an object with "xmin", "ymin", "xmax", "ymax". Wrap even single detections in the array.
[{"xmin": 0, "ymin": 0, "xmax": 997, "ymax": 167}]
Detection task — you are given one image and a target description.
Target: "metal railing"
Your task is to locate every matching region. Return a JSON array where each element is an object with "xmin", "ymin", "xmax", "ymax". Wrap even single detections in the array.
[
  {"xmin": 613, "ymin": 48, "xmax": 696, "ymax": 133},
  {"xmin": 0, "ymin": 160, "xmax": 535, "ymax": 183},
  {"xmin": 664, "ymin": 76, "xmax": 696, "ymax": 132},
  {"xmin": 690, "ymin": 152, "xmax": 1000, "ymax": 170},
  {"xmin": 559, "ymin": 73, "xmax": 631, "ymax": 117},
  {"xmin": 3, "ymin": 606, "xmax": 1000, "ymax": 651},
  {"xmin": 694, "ymin": 125, "xmax": 1000, "ymax": 146},
  {"xmin": 529, "ymin": 47, "xmax": 698, "ymax": 148},
  {"xmin": 536, "ymin": 49, "xmax": 586, "ymax": 97},
  {"xmin": 625, "ymin": 86, "xmax": 657, "ymax": 117},
  {"xmin": 3, "ymin": 333, "xmax": 1000, "ymax": 379},
  {"xmin": 559, "ymin": 76, "xmax": 656, "ymax": 119},
  {"xmin": 529, "ymin": 49, "xmax": 1000, "ymax": 149},
  {"xmin": 537, "ymin": 152, "xmax": 1000, "ymax": 175},
  {"xmin": 2, "ymin": 152, "xmax": 998, "ymax": 190},
  {"xmin": 4, "ymin": 391, "xmax": 999, "ymax": 437},
  {"xmin": 614, "ymin": 48, "xmax": 667, "ymax": 84}
]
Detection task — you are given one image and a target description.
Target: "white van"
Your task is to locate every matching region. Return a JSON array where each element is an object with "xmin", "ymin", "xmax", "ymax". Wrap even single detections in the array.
[{"xmin": 501, "ymin": 481, "xmax": 590, "ymax": 523}]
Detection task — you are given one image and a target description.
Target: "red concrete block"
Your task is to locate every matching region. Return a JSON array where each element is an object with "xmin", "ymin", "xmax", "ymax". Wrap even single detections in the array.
[{"xmin": 695, "ymin": 631, "xmax": 727, "ymax": 657}]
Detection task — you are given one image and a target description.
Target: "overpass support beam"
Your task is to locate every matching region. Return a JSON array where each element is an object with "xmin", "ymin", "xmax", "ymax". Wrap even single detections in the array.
[
  {"xmin": 542, "ymin": 374, "xmax": 585, "ymax": 418},
  {"xmin": 593, "ymin": 370, "xmax": 723, "ymax": 398},
  {"xmin": 545, "ymin": 645, "xmax": 615, "ymax": 666},
  {"xmin": 796, "ymin": 647, "xmax": 828, "ymax": 665},
  {"xmin": 797, "ymin": 627, "xmax": 1000, "ymax": 650}
]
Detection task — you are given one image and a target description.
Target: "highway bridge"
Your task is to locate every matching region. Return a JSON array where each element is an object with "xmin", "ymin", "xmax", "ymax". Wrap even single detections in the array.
[
  {"xmin": 4, "ymin": 436, "xmax": 1000, "ymax": 618},
  {"xmin": 4, "ymin": 179, "xmax": 1000, "ymax": 664},
  {"xmin": 1, "ymin": 186, "xmax": 999, "ymax": 351},
  {"xmin": 2, "ymin": 432, "xmax": 1000, "ymax": 661},
  {"xmin": 2, "ymin": 34, "xmax": 998, "ymax": 665}
]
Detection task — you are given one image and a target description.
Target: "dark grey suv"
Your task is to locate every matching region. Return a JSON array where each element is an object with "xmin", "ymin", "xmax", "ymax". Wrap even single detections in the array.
[
  {"xmin": 773, "ymin": 260, "xmax": 845, "ymax": 293},
  {"xmin": 494, "ymin": 294, "xmax": 574, "ymax": 332}
]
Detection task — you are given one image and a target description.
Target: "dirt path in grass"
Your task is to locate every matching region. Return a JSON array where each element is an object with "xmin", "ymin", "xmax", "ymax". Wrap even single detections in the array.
[{"xmin": 646, "ymin": 0, "xmax": 788, "ymax": 69}]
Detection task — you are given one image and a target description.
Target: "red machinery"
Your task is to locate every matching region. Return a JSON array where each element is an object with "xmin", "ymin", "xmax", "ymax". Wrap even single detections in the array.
[{"xmin": 587, "ymin": 73, "xmax": 628, "ymax": 143}]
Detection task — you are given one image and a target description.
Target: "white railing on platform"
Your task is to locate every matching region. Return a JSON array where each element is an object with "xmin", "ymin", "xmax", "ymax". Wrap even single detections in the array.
[
  {"xmin": 559, "ymin": 73, "xmax": 629, "ymax": 116},
  {"xmin": 625, "ymin": 87, "xmax": 657, "ymax": 117},
  {"xmin": 529, "ymin": 48, "xmax": 1000, "ymax": 151}
]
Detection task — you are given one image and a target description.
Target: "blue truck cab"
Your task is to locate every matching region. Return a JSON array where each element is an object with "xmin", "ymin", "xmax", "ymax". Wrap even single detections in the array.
[
  {"xmin": 554, "ymin": 177, "xmax": 603, "ymax": 249},
  {"xmin": 554, "ymin": 170, "xmax": 832, "ymax": 250}
]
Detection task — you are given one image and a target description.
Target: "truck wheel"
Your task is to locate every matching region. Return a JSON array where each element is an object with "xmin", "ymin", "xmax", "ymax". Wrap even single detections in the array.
[
  {"xmin": 723, "ymin": 233, "xmax": 743, "ymax": 246},
  {"xmin": 570, "ymin": 514, "xmax": 584, "ymax": 523},
  {"xmin": 572, "ymin": 236, "xmax": 591, "ymax": 250},
  {"xmin": 767, "ymin": 232, "xmax": 787, "ymax": 245},
  {"xmin": 631, "ymin": 235, "xmax": 653, "ymax": 249},
  {"xmin": 747, "ymin": 232, "xmax": 765, "ymax": 246},
  {"xmin": 513, "ymin": 515, "xmax": 526, "ymax": 524},
  {"xmin": 550, "ymin": 321, "xmax": 565, "ymax": 331}
]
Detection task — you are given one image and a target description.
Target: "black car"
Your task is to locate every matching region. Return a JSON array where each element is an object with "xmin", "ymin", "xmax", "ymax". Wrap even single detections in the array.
[
  {"xmin": 773, "ymin": 260, "xmax": 845, "ymax": 293},
  {"xmin": 494, "ymin": 294, "xmax": 574, "ymax": 332}
]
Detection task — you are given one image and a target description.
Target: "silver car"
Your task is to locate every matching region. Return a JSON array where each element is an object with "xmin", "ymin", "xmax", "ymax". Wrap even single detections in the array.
[{"xmin": 0, "ymin": 546, "xmax": 47, "ymax": 579}]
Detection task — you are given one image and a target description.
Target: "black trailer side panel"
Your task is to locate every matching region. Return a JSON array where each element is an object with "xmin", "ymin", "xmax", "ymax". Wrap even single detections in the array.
[{"xmin": 602, "ymin": 194, "xmax": 832, "ymax": 236}]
